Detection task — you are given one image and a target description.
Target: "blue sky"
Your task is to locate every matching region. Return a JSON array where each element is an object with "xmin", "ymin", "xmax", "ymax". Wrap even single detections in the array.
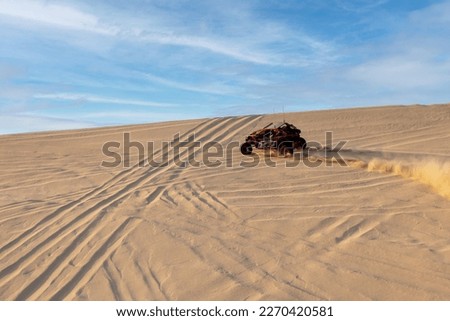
[{"xmin": 1, "ymin": 0, "xmax": 450, "ymax": 134}]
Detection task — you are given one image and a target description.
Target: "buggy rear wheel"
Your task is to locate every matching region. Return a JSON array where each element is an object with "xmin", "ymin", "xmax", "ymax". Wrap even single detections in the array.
[
  {"xmin": 296, "ymin": 137, "xmax": 307, "ymax": 150},
  {"xmin": 240, "ymin": 142, "xmax": 253, "ymax": 155},
  {"xmin": 278, "ymin": 141, "xmax": 294, "ymax": 156}
]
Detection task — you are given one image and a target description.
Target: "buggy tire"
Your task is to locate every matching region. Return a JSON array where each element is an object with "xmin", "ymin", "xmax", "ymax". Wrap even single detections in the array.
[
  {"xmin": 240, "ymin": 142, "xmax": 253, "ymax": 155},
  {"xmin": 278, "ymin": 141, "xmax": 294, "ymax": 155},
  {"xmin": 296, "ymin": 137, "xmax": 307, "ymax": 150}
]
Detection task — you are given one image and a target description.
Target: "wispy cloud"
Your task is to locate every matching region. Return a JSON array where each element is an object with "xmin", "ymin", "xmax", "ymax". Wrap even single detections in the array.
[
  {"xmin": 0, "ymin": 0, "xmax": 116, "ymax": 35},
  {"xmin": 347, "ymin": 57, "xmax": 450, "ymax": 90},
  {"xmin": 140, "ymin": 72, "xmax": 237, "ymax": 95},
  {"xmin": 335, "ymin": 0, "xmax": 389, "ymax": 13},
  {"xmin": 136, "ymin": 32, "xmax": 277, "ymax": 66},
  {"xmin": 0, "ymin": 0, "xmax": 330, "ymax": 67},
  {"xmin": 343, "ymin": 0, "xmax": 450, "ymax": 94},
  {"xmin": 1, "ymin": 0, "xmax": 449, "ymax": 134},
  {"xmin": 79, "ymin": 111, "xmax": 195, "ymax": 122},
  {"xmin": 34, "ymin": 93, "xmax": 177, "ymax": 108}
]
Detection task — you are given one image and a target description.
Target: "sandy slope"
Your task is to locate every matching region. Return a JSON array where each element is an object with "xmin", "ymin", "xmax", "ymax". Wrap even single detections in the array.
[{"xmin": 0, "ymin": 104, "xmax": 449, "ymax": 300}]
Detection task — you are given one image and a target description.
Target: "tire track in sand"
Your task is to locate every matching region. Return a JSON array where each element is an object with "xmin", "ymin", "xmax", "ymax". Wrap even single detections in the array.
[
  {"xmin": 0, "ymin": 118, "xmax": 228, "ymax": 295},
  {"xmin": 45, "ymin": 115, "xmax": 262, "ymax": 300},
  {"xmin": 0, "ymin": 115, "xmax": 261, "ymax": 299},
  {"xmin": 142, "ymin": 182, "xmax": 323, "ymax": 299},
  {"xmin": 0, "ymin": 117, "xmax": 218, "ymax": 256}
]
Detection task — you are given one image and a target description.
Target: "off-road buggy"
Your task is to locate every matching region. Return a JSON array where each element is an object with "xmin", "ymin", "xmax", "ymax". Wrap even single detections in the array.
[{"xmin": 240, "ymin": 122, "xmax": 307, "ymax": 155}]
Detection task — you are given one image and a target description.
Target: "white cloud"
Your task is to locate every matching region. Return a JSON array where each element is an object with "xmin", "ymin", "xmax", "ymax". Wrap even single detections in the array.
[
  {"xmin": 0, "ymin": 0, "xmax": 269, "ymax": 64},
  {"xmin": 409, "ymin": 0, "xmax": 450, "ymax": 25},
  {"xmin": 0, "ymin": 0, "xmax": 116, "ymax": 35},
  {"xmin": 2, "ymin": 0, "xmax": 448, "ymax": 133},
  {"xmin": 0, "ymin": 0, "xmax": 331, "ymax": 66},
  {"xmin": 347, "ymin": 57, "xmax": 450, "ymax": 90},
  {"xmin": 80, "ymin": 111, "xmax": 195, "ymax": 121},
  {"xmin": 335, "ymin": 0, "xmax": 389, "ymax": 13},
  {"xmin": 343, "ymin": 1, "xmax": 450, "ymax": 94},
  {"xmin": 137, "ymin": 32, "xmax": 275, "ymax": 65},
  {"xmin": 34, "ymin": 93, "xmax": 177, "ymax": 108},
  {"xmin": 141, "ymin": 72, "xmax": 237, "ymax": 95}
]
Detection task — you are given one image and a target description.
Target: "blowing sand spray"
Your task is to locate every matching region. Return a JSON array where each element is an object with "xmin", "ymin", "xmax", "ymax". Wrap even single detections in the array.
[{"xmin": 348, "ymin": 158, "xmax": 450, "ymax": 200}]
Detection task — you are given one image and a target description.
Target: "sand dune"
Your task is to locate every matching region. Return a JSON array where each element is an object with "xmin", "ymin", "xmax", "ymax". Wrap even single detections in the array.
[{"xmin": 0, "ymin": 104, "xmax": 449, "ymax": 300}]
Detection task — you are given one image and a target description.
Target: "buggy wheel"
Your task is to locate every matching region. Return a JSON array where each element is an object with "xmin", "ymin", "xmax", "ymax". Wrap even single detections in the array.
[
  {"xmin": 240, "ymin": 142, "xmax": 253, "ymax": 155},
  {"xmin": 278, "ymin": 141, "xmax": 294, "ymax": 156},
  {"xmin": 296, "ymin": 137, "xmax": 307, "ymax": 150}
]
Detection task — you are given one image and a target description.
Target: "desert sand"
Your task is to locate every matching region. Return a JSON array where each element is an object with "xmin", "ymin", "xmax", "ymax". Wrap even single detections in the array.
[{"xmin": 0, "ymin": 104, "xmax": 449, "ymax": 300}]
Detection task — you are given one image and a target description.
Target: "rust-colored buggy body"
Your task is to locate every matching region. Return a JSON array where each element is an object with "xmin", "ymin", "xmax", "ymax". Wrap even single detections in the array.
[{"xmin": 240, "ymin": 122, "xmax": 307, "ymax": 155}]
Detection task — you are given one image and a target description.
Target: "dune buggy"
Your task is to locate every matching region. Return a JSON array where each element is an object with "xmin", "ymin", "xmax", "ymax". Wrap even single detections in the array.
[{"xmin": 240, "ymin": 122, "xmax": 307, "ymax": 156}]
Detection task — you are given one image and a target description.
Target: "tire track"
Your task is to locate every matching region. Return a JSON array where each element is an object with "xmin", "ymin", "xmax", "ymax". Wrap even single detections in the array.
[
  {"xmin": 48, "ymin": 218, "xmax": 142, "ymax": 300},
  {"xmin": 14, "ymin": 217, "xmax": 140, "ymax": 300},
  {"xmin": 151, "ymin": 115, "xmax": 263, "ymax": 186},
  {"xmin": 5, "ymin": 184, "xmax": 167, "ymax": 299},
  {"xmin": 0, "ymin": 117, "xmax": 217, "ymax": 257},
  {"xmin": 103, "ymin": 258, "xmax": 133, "ymax": 300},
  {"xmin": 149, "ymin": 183, "xmax": 322, "ymax": 299},
  {"xmin": 43, "ymin": 116, "xmax": 262, "ymax": 300},
  {"xmin": 0, "ymin": 172, "xmax": 107, "ymax": 192},
  {"xmin": 1, "ymin": 116, "xmax": 261, "ymax": 299},
  {"xmin": 0, "ymin": 118, "xmax": 227, "ymax": 287},
  {"xmin": 0, "ymin": 118, "xmax": 222, "ymax": 281}
]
